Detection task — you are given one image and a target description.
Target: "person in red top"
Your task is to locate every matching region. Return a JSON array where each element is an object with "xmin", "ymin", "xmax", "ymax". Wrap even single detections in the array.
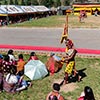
[
  {"xmin": 46, "ymin": 83, "xmax": 65, "ymax": 100},
  {"xmin": 78, "ymin": 86, "xmax": 95, "ymax": 100},
  {"xmin": 28, "ymin": 52, "xmax": 39, "ymax": 61}
]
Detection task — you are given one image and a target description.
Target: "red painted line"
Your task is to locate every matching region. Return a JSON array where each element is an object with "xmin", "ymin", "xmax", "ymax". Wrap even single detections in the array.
[{"xmin": 0, "ymin": 44, "xmax": 100, "ymax": 55}]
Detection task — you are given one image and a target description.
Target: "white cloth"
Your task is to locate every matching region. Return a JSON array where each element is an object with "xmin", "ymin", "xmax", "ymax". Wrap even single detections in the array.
[
  {"xmin": 80, "ymin": 91, "xmax": 85, "ymax": 97},
  {"xmin": 6, "ymin": 73, "xmax": 18, "ymax": 84},
  {"xmin": 8, "ymin": 54, "xmax": 15, "ymax": 62},
  {"xmin": 53, "ymin": 55, "xmax": 61, "ymax": 61},
  {"xmin": 66, "ymin": 49, "xmax": 74, "ymax": 56}
]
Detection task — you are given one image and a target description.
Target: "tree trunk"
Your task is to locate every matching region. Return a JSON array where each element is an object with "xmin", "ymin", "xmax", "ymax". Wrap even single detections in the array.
[{"xmin": 60, "ymin": 0, "xmax": 65, "ymax": 6}]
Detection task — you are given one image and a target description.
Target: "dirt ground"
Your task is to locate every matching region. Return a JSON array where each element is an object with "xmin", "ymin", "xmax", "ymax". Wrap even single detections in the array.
[{"xmin": 53, "ymin": 79, "xmax": 78, "ymax": 93}]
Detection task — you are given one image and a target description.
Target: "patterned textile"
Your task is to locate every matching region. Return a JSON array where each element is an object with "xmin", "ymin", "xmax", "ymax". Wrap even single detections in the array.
[
  {"xmin": 3, "ymin": 78, "xmax": 16, "ymax": 93},
  {"xmin": 65, "ymin": 61, "xmax": 75, "ymax": 74},
  {"xmin": 2, "ymin": 61, "xmax": 13, "ymax": 75}
]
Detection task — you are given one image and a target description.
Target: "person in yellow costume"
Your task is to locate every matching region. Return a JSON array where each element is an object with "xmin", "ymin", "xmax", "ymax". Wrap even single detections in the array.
[{"xmin": 61, "ymin": 39, "xmax": 81, "ymax": 84}]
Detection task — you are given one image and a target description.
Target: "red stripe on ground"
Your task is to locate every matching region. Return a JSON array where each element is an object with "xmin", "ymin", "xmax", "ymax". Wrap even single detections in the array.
[{"xmin": 0, "ymin": 44, "xmax": 100, "ymax": 54}]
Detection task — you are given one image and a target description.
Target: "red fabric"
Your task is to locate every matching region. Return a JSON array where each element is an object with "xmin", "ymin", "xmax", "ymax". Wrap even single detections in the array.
[
  {"xmin": 0, "ymin": 44, "xmax": 100, "ymax": 54},
  {"xmin": 28, "ymin": 56, "xmax": 39, "ymax": 61},
  {"xmin": 77, "ymin": 96, "xmax": 84, "ymax": 100},
  {"xmin": 45, "ymin": 57, "xmax": 55, "ymax": 75},
  {"xmin": 49, "ymin": 57, "xmax": 55, "ymax": 74}
]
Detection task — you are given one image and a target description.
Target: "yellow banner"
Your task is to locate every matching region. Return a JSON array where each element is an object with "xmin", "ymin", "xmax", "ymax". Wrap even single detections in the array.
[{"xmin": 0, "ymin": 14, "xmax": 8, "ymax": 16}]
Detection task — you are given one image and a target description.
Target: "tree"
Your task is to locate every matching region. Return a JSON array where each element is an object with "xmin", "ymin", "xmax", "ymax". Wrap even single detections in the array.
[
  {"xmin": 31, "ymin": 0, "xmax": 38, "ymax": 5},
  {"xmin": 36, "ymin": 0, "xmax": 42, "ymax": 5},
  {"xmin": 9, "ymin": 0, "xmax": 14, "ymax": 5},
  {"xmin": 53, "ymin": 0, "xmax": 61, "ymax": 7},
  {"xmin": 60, "ymin": 0, "xmax": 65, "ymax": 6},
  {"xmin": 15, "ymin": 0, "xmax": 19, "ymax": 5},
  {"xmin": 21, "ymin": 0, "xmax": 25, "ymax": 5},
  {"xmin": 4, "ymin": 0, "xmax": 8, "ymax": 5}
]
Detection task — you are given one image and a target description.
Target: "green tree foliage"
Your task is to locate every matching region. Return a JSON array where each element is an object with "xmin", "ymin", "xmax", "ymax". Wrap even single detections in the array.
[
  {"xmin": 0, "ymin": 0, "xmax": 70, "ymax": 6},
  {"xmin": 31, "ymin": 0, "xmax": 38, "ymax": 5},
  {"xmin": 65, "ymin": 0, "xmax": 70, "ymax": 6},
  {"xmin": 21, "ymin": 0, "xmax": 25, "ymax": 5},
  {"xmin": 41, "ymin": 0, "xmax": 54, "ymax": 7},
  {"xmin": 15, "ymin": 0, "xmax": 19, "ymax": 5},
  {"xmin": 53, "ymin": 0, "xmax": 61, "ymax": 7},
  {"xmin": 4, "ymin": 0, "xmax": 8, "ymax": 5},
  {"xmin": 9, "ymin": 0, "xmax": 14, "ymax": 5}
]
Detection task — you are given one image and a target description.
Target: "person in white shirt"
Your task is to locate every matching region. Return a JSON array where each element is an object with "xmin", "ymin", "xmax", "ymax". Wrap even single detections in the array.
[{"xmin": 7, "ymin": 49, "xmax": 15, "ymax": 63}]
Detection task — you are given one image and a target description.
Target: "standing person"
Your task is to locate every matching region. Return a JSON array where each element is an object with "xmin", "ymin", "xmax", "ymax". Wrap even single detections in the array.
[
  {"xmin": 64, "ymin": 38, "xmax": 77, "ymax": 77},
  {"xmin": 78, "ymin": 86, "xmax": 95, "ymax": 100},
  {"xmin": 16, "ymin": 54, "xmax": 26, "ymax": 76},
  {"xmin": 61, "ymin": 38, "xmax": 81, "ymax": 84},
  {"xmin": 64, "ymin": 38, "xmax": 74, "ymax": 53},
  {"xmin": 46, "ymin": 83, "xmax": 65, "ymax": 100}
]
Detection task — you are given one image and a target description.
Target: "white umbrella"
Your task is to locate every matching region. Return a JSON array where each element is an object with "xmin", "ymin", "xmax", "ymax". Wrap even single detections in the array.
[{"xmin": 24, "ymin": 60, "xmax": 48, "ymax": 80}]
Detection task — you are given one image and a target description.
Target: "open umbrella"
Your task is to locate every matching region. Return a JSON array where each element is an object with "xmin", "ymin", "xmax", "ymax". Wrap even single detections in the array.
[{"xmin": 24, "ymin": 60, "xmax": 48, "ymax": 80}]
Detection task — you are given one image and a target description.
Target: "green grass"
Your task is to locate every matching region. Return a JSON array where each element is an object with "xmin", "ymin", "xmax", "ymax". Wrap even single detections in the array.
[
  {"xmin": 9, "ymin": 15, "xmax": 66, "ymax": 28},
  {"xmin": 0, "ymin": 54, "xmax": 100, "ymax": 100},
  {"xmin": 8, "ymin": 15, "xmax": 100, "ymax": 28}
]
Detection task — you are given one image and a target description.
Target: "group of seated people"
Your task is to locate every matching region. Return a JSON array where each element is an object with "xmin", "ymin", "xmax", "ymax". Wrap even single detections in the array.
[
  {"xmin": 0, "ymin": 50, "xmax": 39, "ymax": 93},
  {"xmin": 0, "ymin": 48, "xmax": 64, "ymax": 94}
]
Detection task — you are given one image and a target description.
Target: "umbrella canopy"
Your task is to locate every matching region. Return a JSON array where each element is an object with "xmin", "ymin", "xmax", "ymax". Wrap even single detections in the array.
[{"xmin": 24, "ymin": 60, "xmax": 48, "ymax": 80}]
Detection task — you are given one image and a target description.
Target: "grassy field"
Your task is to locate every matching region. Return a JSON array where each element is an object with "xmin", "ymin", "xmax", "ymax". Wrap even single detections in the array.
[
  {"xmin": 9, "ymin": 15, "xmax": 100, "ymax": 28},
  {"xmin": 0, "ymin": 54, "xmax": 100, "ymax": 100},
  {"xmin": 3, "ymin": 15, "xmax": 100, "ymax": 100}
]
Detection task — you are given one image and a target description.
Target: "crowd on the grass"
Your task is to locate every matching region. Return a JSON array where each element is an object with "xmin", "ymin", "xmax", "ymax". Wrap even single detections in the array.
[
  {"xmin": 0, "ymin": 50, "xmax": 38, "ymax": 93},
  {"xmin": 0, "ymin": 38, "xmax": 96, "ymax": 100}
]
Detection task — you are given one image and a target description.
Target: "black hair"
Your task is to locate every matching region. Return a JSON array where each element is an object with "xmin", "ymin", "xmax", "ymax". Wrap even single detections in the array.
[
  {"xmin": 4, "ymin": 55, "xmax": 9, "ymax": 62},
  {"xmin": 18, "ymin": 54, "xmax": 23, "ymax": 59},
  {"xmin": 10, "ymin": 65, "xmax": 17, "ymax": 75},
  {"xmin": 84, "ymin": 86, "xmax": 95, "ymax": 100},
  {"xmin": 30, "ymin": 52, "xmax": 35, "ymax": 56},
  {"xmin": 8, "ymin": 49, "xmax": 13, "ymax": 55},
  {"xmin": 17, "ymin": 70, "xmax": 24, "ymax": 76},
  {"xmin": 53, "ymin": 83, "xmax": 60, "ymax": 91}
]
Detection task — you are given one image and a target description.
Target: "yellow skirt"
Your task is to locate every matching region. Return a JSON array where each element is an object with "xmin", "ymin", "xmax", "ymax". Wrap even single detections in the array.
[{"xmin": 65, "ymin": 61, "xmax": 75, "ymax": 74}]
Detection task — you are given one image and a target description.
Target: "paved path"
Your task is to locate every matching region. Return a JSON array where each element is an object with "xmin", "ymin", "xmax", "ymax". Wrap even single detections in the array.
[{"xmin": 0, "ymin": 27, "xmax": 100, "ymax": 54}]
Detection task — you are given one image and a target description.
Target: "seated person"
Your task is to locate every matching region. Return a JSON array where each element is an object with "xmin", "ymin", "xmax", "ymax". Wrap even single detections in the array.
[
  {"xmin": 3, "ymin": 67, "xmax": 18, "ymax": 93},
  {"xmin": 45, "ymin": 53, "xmax": 63, "ymax": 75},
  {"xmin": 46, "ymin": 83, "xmax": 65, "ymax": 100},
  {"xmin": 3, "ymin": 67, "xmax": 31, "ymax": 93},
  {"xmin": 16, "ymin": 72, "xmax": 32, "ymax": 92},
  {"xmin": 28, "ymin": 52, "xmax": 39, "ymax": 61},
  {"xmin": 78, "ymin": 86, "xmax": 95, "ymax": 100},
  {"xmin": 2, "ymin": 55, "xmax": 16, "ymax": 76},
  {"xmin": 16, "ymin": 54, "xmax": 26, "ymax": 76},
  {"xmin": 7, "ymin": 49, "xmax": 16, "ymax": 64}
]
